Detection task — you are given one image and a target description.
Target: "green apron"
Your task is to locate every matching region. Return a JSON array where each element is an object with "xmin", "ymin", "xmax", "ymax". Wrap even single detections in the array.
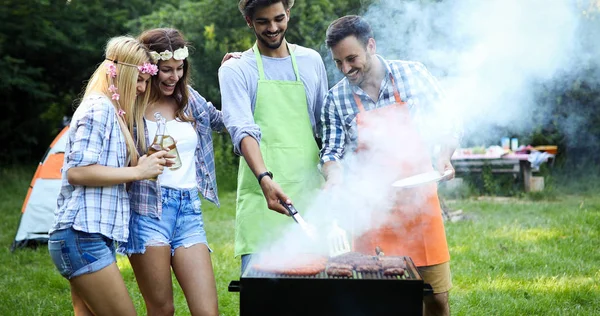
[{"xmin": 234, "ymin": 43, "xmax": 323, "ymax": 257}]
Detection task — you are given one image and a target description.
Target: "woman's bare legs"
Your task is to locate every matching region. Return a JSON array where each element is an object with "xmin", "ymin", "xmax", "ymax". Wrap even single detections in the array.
[
  {"xmin": 172, "ymin": 244, "xmax": 218, "ymax": 316},
  {"xmin": 129, "ymin": 246, "xmax": 175, "ymax": 316},
  {"xmin": 70, "ymin": 287, "xmax": 93, "ymax": 316},
  {"xmin": 69, "ymin": 263, "xmax": 136, "ymax": 316}
]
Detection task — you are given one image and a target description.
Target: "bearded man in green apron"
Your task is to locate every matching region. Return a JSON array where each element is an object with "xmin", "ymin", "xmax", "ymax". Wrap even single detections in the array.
[
  {"xmin": 320, "ymin": 16, "xmax": 462, "ymax": 316},
  {"xmin": 219, "ymin": 0, "xmax": 328, "ymax": 273}
]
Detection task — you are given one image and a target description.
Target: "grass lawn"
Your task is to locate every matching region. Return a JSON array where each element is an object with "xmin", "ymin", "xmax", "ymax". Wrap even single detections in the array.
[{"xmin": 1, "ymin": 166, "xmax": 598, "ymax": 315}]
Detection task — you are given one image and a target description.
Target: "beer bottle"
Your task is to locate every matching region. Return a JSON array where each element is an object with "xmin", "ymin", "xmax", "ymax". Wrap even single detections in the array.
[
  {"xmin": 147, "ymin": 112, "xmax": 166, "ymax": 181},
  {"xmin": 152, "ymin": 112, "xmax": 182, "ymax": 171}
]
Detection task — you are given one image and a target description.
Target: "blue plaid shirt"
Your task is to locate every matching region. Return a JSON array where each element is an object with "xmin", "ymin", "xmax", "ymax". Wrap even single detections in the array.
[
  {"xmin": 320, "ymin": 56, "xmax": 462, "ymax": 167},
  {"xmin": 128, "ymin": 87, "xmax": 224, "ymax": 218},
  {"xmin": 51, "ymin": 94, "xmax": 131, "ymax": 242}
]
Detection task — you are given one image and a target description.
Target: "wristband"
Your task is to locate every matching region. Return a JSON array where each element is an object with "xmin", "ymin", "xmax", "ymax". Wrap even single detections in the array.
[{"xmin": 257, "ymin": 171, "xmax": 273, "ymax": 184}]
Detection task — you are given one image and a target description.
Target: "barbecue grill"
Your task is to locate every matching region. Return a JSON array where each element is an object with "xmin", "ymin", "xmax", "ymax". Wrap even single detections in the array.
[{"xmin": 229, "ymin": 256, "xmax": 432, "ymax": 316}]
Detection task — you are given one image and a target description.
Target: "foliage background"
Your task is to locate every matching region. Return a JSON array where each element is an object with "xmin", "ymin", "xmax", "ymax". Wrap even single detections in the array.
[
  {"xmin": 1, "ymin": 1, "xmax": 599, "ymax": 314},
  {"xmin": 1, "ymin": 0, "xmax": 599, "ymax": 191}
]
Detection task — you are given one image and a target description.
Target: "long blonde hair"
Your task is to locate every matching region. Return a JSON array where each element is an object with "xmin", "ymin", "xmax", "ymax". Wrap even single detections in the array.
[{"xmin": 82, "ymin": 36, "xmax": 153, "ymax": 165}]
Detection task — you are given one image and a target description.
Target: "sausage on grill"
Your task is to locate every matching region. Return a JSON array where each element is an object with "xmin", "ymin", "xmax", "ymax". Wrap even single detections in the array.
[
  {"xmin": 378, "ymin": 257, "xmax": 406, "ymax": 270},
  {"xmin": 252, "ymin": 256, "xmax": 327, "ymax": 276},
  {"xmin": 383, "ymin": 267, "xmax": 406, "ymax": 276},
  {"xmin": 325, "ymin": 262, "xmax": 353, "ymax": 277}
]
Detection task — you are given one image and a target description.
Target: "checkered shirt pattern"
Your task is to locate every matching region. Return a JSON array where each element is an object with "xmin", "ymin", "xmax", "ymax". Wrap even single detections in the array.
[
  {"xmin": 320, "ymin": 56, "xmax": 462, "ymax": 168},
  {"xmin": 51, "ymin": 94, "xmax": 131, "ymax": 242}
]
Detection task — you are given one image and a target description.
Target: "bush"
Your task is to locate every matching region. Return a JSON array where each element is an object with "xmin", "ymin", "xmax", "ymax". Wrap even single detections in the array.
[{"xmin": 213, "ymin": 132, "xmax": 239, "ymax": 193}]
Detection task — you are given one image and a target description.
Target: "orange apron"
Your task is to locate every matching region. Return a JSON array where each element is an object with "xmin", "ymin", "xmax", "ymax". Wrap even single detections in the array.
[{"xmin": 352, "ymin": 74, "xmax": 449, "ymax": 267}]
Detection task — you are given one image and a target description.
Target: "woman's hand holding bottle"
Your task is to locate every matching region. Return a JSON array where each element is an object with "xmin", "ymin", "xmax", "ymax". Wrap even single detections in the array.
[{"xmin": 136, "ymin": 150, "xmax": 173, "ymax": 180}]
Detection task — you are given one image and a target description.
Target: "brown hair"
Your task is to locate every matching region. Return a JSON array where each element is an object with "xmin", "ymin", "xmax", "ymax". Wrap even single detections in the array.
[
  {"xmin": 238, "ymin": 0, "xmax": 294, "ymax": 19},
  {"xmin": 326, "ymin": 15, "xmax": 374, "ymax": 49},
  {"xmin": 138, "ymin": 28, "xmax": 194, "ymax": 128}
]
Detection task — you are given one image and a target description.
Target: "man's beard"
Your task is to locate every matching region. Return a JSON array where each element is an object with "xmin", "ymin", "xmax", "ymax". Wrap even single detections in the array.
[
  {"xmin": 255, "ymin": 28, "xmax": 287, "ymax": 50},
  {"xmin": 348, "ymin": 59, "xmax": 372, "ymax": 87}
]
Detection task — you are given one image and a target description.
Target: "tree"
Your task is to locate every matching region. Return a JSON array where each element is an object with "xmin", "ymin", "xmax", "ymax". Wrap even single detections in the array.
[{"xmin": 0, "ymin": 0, "xmax": 157, "ymax": 164}]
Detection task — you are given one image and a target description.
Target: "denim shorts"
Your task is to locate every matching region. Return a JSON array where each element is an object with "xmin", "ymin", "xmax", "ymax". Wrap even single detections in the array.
[
  {"xmin": 48, "ymin": 227, "xmax": 116, "ymax": 280},
  {"xmin": 120, "ymin": 186, "xmax": 211, "ymax": 256}
]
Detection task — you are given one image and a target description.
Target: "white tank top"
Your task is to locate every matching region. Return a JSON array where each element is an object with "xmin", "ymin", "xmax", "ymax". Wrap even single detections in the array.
[{"xmin": 146, "ymin": 118, "xmax": 197, "ymax": 189}]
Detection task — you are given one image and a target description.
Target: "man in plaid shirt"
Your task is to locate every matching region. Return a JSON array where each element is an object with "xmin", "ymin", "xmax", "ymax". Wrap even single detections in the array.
[{"xmin": 320, "ymin": 15, "xmax": 460, "ymax": 316}]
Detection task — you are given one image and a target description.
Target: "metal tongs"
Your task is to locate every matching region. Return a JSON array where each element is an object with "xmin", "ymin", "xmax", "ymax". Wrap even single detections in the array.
[{"xmin": 280, "ymin": 202, "xmax": 317, "ymax": 240}]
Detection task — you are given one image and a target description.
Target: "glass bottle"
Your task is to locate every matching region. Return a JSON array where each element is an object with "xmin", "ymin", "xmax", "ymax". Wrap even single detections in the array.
[
  {"xmin": 147, "ymin": 112, "xmax": 182, "ymax": 181},
  {"xmin": 147, "ymin": 113, "xmax": 165, "ymax": 181}
]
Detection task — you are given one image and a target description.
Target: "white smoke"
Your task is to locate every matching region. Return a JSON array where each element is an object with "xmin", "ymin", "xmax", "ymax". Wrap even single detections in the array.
[
  {"xmin": 252, "ymin": 0, "xmax": 600, "ymax": 265},
  {"xmin": 360, "ymin": 0, "xmax": 597, "ymax": 145}
]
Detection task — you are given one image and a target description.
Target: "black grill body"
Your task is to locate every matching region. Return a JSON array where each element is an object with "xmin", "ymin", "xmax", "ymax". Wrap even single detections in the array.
[{"xmin": 229, "ymin": 256, "xmax": 431, "ymax": 316}]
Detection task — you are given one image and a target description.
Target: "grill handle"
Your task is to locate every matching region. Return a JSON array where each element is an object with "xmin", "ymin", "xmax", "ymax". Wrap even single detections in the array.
[
  {"xmin": 228, "ymin": 280, "xmax": 241, "ymax": 292},
  {"xmin": 423, "ymin": 283, "xmax": 433, "ymax": 296}
]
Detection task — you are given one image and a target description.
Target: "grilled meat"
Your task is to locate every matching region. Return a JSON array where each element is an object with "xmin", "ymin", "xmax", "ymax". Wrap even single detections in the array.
[
  {"xmin": 329, "ymin": 252, "xmax": 376, "ymax": 266},
  {"xmin": 325, "ymin": 262, "xmax": 353, "ymax": 277},
  {"xmin": 383, "ymin": 267, "xmax": 406, "ymax": 276},
  {"xmin": 252, "ymin": 255, "xmax": 327, "ymax": 276},
  {"xmin": 355, "ymin": 264, "xmax": 381, "ymax": 273},
  {"xmin": 378, "ymin": 257, "xmax": 406, "ymax": 270},
  {"xmin": 251, "ymin": 252, "xmax": 408, "ymax": 277}
]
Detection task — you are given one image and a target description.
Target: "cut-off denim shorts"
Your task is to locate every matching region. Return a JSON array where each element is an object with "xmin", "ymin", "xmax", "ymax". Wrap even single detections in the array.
[
  {"xmin": 119, "ymin": 186, "xmax": 211, "ymax": 256},
  {"xmin": 48, "ymin": 227, "xmax": 117, "ymax": 280}
]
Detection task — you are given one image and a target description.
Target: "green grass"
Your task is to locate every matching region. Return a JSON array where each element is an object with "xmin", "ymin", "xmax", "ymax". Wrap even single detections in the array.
[
  {"xmin": 1, "ymin": 165, "xmax": 599, "ymax": 315},
  {"xmin": 444, "ymin": 196, "xmax": 599, "ymax": 315}
]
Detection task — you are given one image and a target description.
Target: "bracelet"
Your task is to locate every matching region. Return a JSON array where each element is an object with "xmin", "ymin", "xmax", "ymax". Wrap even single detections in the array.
[{"xmin": 257, "ymin": 171, "xmax": 273, "ymax": 184}]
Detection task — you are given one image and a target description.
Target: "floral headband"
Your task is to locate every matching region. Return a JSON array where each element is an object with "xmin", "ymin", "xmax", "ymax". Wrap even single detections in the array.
[
  {"xmin": 105, "ymin": 58, "xmax": 158, "ymax": 75},
  {"xmin": 138, "ymin": 62, "xmax": 159, "ymax": 75},
  {"xmin": 149, "ymin": 46, "xmax": 189, "ymax": 62},
  {"xmin": 105, "ymin": 58, "xmax": 158, "ymax": 116}
]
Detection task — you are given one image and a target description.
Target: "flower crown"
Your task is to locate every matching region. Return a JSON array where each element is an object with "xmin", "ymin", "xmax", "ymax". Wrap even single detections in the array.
[
  {"xmin": 149, "ymin": 46, "xmax": 189, "ymax": 62},
  {"xmin": 104, "ymin": 58, "xmax": 158, "ymax": 116},
  {"xmin": 138, "ymin": 62, "xmax": 159, "ymax": 75}
]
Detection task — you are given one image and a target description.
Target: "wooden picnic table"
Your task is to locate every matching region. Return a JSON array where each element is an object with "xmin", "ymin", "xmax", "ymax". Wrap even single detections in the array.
[{"xmin": 451, "ymin": 152, "xmax": 554, "ymax": 192}]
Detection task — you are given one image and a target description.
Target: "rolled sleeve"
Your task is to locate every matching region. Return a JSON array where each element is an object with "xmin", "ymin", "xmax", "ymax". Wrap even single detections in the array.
[
  {"xmin": 66, "ymin": 101, "xmax": 111, "ymax": 169},
  {"xmin": 229, "ymin": 127, "xmax": 262, "ymax": 156},
  {"xmin": 319, "ymin": 93, "xmax": 345, "ymax": 168},
  {"xmin": 219, "ymin": 65, "xmax": 262, "ymax": 156}
]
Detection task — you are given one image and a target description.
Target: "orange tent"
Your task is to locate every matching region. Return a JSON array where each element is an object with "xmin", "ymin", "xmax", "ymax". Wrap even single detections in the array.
[{"xmin": 12, "ymin": 126, "xmax": 68, "ymax": 250}]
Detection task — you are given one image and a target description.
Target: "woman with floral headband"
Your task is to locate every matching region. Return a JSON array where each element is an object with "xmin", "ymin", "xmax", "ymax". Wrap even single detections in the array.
[
  {"xmin": 119, "ymin": 28, "xmax": 223, "ymax": 316},
  {"xmin": 47, "ymin": 35, "xmax": 168, "ymax": 316}
]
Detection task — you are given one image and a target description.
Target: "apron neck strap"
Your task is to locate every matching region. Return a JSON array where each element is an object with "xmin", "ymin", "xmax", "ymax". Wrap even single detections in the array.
[
  {"xmin": 353, "ymin": 93, "xmax": 367, "ymax": 113},
  {"xmin": 353, "ymin": 73, "xmax": 404, "ymax": 113},
  {"xmin": 388, "ymin": 73, "xmax": 403, "ymax": 104},
  {"xmin": 253, "ymin": 42, "xmax": 301, "ymax": 81}
]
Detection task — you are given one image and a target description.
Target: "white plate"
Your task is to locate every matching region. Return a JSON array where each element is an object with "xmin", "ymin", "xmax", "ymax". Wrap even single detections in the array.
[{"xmin": 391, "ymin": 170, "xmax": 453, "ymax": 188}]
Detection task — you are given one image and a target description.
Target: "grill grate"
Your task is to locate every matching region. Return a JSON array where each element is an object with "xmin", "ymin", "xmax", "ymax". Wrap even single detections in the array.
[
  {"xmin": 246, "ymin": 270, "xmax": 412, "ymax": 279},
  {"xmin": 233, "ymin": 256, "xmax": 428, "ymax": 316},
  {"xmin": 244, "ymin": 256, "xmax": 419, "ymax": 280}
]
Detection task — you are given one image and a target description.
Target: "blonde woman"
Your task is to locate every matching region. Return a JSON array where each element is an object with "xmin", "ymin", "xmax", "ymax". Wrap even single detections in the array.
[{"xmin": 48, "ymin": 36, "xmax": 169, "ymax": 316}]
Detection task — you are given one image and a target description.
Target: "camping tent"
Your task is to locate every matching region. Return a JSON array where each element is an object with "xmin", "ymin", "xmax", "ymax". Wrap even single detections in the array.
[{"xmin": 11, "ymin": 126, "xmax": 68, "ymax": 250}]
